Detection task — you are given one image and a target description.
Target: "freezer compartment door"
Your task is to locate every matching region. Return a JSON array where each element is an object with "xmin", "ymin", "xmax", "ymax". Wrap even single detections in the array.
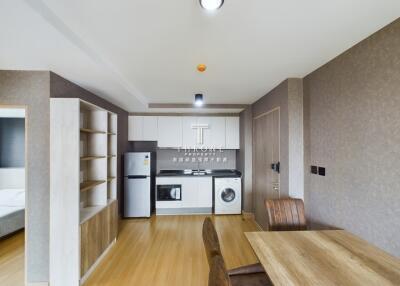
[
  {"xmin": 124, "ymin": 152, "xmax": 151, "ymax": 176},
  {"xmin": 124, "ymin": 177, "xmax": 150, "ymax": 217}
]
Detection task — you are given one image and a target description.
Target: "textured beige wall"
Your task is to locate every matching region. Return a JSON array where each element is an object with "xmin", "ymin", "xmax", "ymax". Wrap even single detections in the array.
[
  {"xmin": 288, "ymin": 79, "xmax": 304, "ymax": 199},
  {"xmin": 0, "ymin": 71, "xmax": 50, "ymax": 282},
  {"xmin": 303, "ymin": 18, "xmax": 400, "ymax": 256},
  {"xmin": 250, "ymin": 79, "xmax": 304, "ymax": 200},
  {"xmin": 252, "ymin": 80, "xmax": 290, "ymax": 197}
]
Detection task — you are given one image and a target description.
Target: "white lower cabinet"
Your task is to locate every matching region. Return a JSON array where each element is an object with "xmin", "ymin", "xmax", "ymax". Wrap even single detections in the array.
[{"xmin": 155, "ymin": 177, "xmax": 212, "ymax": 212}]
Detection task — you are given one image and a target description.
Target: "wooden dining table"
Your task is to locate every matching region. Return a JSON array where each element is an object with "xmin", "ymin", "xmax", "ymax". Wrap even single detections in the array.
[{"xmin": 245, "ymin": 230, "xmax": 400, "ymax": 286}]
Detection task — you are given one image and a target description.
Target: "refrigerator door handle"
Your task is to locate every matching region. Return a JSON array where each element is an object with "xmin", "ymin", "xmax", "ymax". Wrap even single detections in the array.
[{"xmin": 127, "ymin": 175, "xmax": 148, "ymax": 179}]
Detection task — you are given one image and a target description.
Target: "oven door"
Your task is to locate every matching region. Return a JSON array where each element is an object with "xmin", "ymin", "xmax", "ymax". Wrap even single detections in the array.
[{"xmin": 157, "ymin": 184, "xmax": 182, "ymax": 201}]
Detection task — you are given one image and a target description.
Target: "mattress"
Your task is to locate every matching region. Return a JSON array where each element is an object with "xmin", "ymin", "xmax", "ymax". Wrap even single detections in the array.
[{"xmin": 0, "ymin": 188, "xmax": 25, "ymax": 237}]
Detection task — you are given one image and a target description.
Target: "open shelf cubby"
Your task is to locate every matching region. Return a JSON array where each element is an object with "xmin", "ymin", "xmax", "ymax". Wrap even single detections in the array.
[{"xmin": 107, "ymin": 112, "xmax": 118, "ymax": 201}]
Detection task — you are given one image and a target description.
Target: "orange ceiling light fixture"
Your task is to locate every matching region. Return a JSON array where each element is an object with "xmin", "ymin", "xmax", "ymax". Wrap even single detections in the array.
[{"xmin": 197, "ymin": 64, "xmax": 207, "ymax": 72}]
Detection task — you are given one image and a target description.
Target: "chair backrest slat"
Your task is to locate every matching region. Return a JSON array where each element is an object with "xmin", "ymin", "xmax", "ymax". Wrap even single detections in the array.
[
  {"xmin": 265, "ymin": 198, "xmax": 307, "ymax": 231},
  {"xmin": 208, "ymin": 255, "xmax": 231, "ymax": 286},
  {"xmin": 202, "ymin": 217, "xmax": 222, "ymax": 267}
]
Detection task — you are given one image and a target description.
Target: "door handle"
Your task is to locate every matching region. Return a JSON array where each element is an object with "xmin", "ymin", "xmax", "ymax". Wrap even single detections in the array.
[{"xmin": 271, "ymin": 162, "xmax": 280, "ymax": 173}]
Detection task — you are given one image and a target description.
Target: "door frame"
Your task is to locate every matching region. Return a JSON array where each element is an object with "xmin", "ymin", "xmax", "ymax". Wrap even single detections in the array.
[
  {"xmin": 252, "ymin": 106, "xmax": 281, "ymax": 218},
  {"xmin": 0, "ymin": 104, "xmax": 28, "ymax": 285}
]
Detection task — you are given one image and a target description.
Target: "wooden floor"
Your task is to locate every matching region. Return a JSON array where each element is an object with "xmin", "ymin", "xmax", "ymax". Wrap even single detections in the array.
[
  {"xmin": 0, "ymin": 231, "xmax": 24, "ymax": 286},
  {"xmin": 0, "ymin": 215, "xmax": 260, "ymax": 286}
]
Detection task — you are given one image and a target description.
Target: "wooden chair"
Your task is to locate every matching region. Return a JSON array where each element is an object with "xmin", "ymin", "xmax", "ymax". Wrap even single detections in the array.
[
  {"xmin": 208, "ymin": 255, "xmax": 272, "ymax": 286},
  {"xmin": 264, "ymin": 198, "xmax": 307, "ymax": 231},
  {"xmin": 203, "ymin": 218, "xmax": 271, "ymax": 285}
]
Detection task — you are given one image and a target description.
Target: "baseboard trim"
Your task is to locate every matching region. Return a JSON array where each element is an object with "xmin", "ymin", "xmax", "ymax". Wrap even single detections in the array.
[
  {"xmin": 241, "ymin": 212, "xmax": 263, "ymax": 230},
  {"xmin": 27, "ymin": 282, "xmax": 49, "ymax": 286},
  {"xmin": 156, "ymin": 208, "xmax": 212, "ymax": 215},
  {"xmin": 242, "ymin": 211, "xmax": 255, "ymax": 220}
]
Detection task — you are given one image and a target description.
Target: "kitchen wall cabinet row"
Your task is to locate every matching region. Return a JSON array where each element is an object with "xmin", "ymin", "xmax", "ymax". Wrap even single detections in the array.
[{"xmin": 128, "ymin": 115, "xmax": 240, "ymax": 149}]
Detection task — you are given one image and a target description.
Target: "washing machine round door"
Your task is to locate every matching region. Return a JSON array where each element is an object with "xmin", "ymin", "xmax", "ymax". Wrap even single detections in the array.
[{"xmin": 220, "ymin": 187, "xmax": 236, "ymax": 203}]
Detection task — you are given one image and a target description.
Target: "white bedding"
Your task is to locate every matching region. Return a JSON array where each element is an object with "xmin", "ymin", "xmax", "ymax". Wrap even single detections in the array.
[
  {"xmin": 0, "ymin": 189, "xmax": 25, "ymax": 237},
  {"xmin": 0, "ymin": 188, "xmax": 25, "ymax": 208}
]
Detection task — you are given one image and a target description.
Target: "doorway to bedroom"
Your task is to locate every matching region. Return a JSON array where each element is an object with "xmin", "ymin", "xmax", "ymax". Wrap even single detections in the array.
[{"xmin": 0, "ymin": 106, "xmax": 26, "ymax": 286}]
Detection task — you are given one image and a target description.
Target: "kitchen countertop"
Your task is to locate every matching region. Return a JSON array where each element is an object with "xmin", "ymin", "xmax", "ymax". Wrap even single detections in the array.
[{"xmin": 156, "ymin": 169, "xmax": 242, "ymax": 178}]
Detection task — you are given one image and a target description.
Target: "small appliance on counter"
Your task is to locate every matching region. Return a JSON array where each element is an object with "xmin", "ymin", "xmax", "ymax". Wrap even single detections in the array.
[{"xmin": 124, "ymin": 152, "xmax": 155, "ymax": 218}]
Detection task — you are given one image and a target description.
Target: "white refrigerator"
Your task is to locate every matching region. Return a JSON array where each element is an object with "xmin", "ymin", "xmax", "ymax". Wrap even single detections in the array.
[{"xmin": 124, "ymin": 152, "xmax": 153, "ymax": 217}]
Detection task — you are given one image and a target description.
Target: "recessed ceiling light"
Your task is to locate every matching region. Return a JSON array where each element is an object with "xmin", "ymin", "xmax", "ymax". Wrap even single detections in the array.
[
  {"xmin": 195, "ymin": 94, "xmax": 204, "ymax": 106},
  {"xmin": 199, "ymin": 0, "xmax": 224, "ymax": 11}
]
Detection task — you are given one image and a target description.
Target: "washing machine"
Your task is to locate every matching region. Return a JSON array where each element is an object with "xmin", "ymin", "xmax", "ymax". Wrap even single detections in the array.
[{"xmin": 214, "ymin": 177, "xmax": 242, "ymax": 215}]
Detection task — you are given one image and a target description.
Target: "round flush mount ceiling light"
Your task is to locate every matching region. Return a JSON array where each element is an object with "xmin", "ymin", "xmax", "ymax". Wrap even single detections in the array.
[
  {"xmin": 199, "ymin": 0, "xmax": 224, "ymax": 11},
  {"xmin": 197, "ymin": 64, "xmax": 207, "ymax": 72},
  {"xmin": 195, "ymin": 94, "xmax": 204, "ymax": 106}
]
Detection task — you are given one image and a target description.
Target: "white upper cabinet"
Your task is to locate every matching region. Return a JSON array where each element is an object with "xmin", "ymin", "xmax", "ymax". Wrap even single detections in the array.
[
  {"xmin": 128, "ymin": 116, "xmax": 143, "ymax": 141},
  {"xmin": 128, "ymin": 116, "xmax": 158, "ymax": 141},
  {"xmin": 142, "ymin": 116, "xmax": 158, "ymax": 141},
  {"xmin": 196, "ymin": 117, "xmax": 212, "ymax": 148},
  {"xmin": 157, "ymin": 116, "xmax": 182, "ymax": 148},
  {"xmin": 225, "ymin": 117, "xmax": 240, "ymax": 149},
  {"xmin": 182, "ymin": 116, "xmax": 197, "ymax": 147},
  {"xmin": 210, "ymin": 117, "xmax": 226, "ymax": 149},
  {"xmin": 129, "ymin": 115, "xmax": 240, "ymax": 149}
]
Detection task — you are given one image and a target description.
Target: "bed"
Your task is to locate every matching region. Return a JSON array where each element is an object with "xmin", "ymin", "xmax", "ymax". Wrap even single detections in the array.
[{"xmin": 0, "ymin": 188, "xmax": 25, "ymax": 237}]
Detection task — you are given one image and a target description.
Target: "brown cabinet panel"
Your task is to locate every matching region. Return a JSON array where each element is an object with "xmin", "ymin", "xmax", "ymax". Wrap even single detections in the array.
[
  {"xmin": 109, "ymin": 200, "xmax": 118, "ymax": 243},
  {"xmin": 80, "ymin": 201, "xmax": 118, "ymax": 277},
  {"xmin": 80, "ymin": 212, "xmax": 101, "ymax": 276}
]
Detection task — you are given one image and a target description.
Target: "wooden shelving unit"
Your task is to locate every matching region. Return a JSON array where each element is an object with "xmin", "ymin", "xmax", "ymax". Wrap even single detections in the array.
[
  {"xmin": 50, "ymin": 98, "xmax": 118, "ymax": 286},
  {"xmin": 107, "ymin": 112, "xmax": 118, "ymax": 201},
  {"xmin": 107, "ymin": 177, "xmax": 116, "ymax": 182},
  {"xmin": 80, "ymin": 180, "xmax": 106, "ymax": 192},
  {"xmin": 80, "ymin": 128, "xmax": 106, "ymax": 134},
  {"xmin": 80, "ymin": 156, "xmax": 106, "ymax": 161}
]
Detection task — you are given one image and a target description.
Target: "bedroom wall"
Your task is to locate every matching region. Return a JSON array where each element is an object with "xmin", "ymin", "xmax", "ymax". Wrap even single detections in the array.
[
  {"xmin": 303, "ymin": 18, "xmax": 400, "ymax": 257},
  {"xmin": 0, "ymin": 118, "xmax": 25, "ymax": 167},
  {"xmin": 0, "ymin": 70, "xmax": 50, "ymax": 283}
]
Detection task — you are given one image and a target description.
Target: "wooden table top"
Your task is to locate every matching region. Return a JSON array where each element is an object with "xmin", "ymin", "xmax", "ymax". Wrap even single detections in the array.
[{"xmin": 245, "ymin": 230, "xmax": 400, "ymax": 286}]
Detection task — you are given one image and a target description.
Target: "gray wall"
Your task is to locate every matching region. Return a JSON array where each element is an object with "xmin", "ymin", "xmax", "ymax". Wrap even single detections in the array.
[
  {"xmin": 0, "ymin": 71, "xmax": 50, "ymax": 283},
  {"xmin": 0, "ymin": 118, "xmax": 25, "ymax": 167},
  {"xmin": 252, "ymin": 80, "xmax": 290, "ymax": 197},
  {"xmin": 250, "ymin": 79, "xmax": 304, "ymax": 199},
  {"xmin": 238, "ymin": 106, "xmax": 253, "ymax": 212},
  {"xmin": 303, "ymin": 18, "xmax": 400, "ymax": 257},
  {"xmin": 157, "ymin": 149, "xmax": 237, "ymax": 172}
]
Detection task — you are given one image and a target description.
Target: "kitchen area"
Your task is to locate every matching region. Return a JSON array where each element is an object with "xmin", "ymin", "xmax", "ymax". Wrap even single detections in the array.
[{"xmin": 124, "ymin": 115, "xmax": 242, "ymax": 217}]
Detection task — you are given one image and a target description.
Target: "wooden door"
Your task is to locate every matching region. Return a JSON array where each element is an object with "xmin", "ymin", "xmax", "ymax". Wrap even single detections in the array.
[{"xmin": 253, "ymin": 108, "xmax": 280, "ymax": 230}]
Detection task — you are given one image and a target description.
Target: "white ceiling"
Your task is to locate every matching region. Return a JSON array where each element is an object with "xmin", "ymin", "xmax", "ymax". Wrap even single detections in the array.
[{"xmin": 1, "ymin": 0, "xmax": 399, "ymax": 112}]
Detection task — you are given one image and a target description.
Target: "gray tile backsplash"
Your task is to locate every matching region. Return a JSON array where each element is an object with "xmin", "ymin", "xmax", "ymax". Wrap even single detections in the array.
[{"xmin": 157, "ymin": 149, "xmax": 236, "ymax": 172}]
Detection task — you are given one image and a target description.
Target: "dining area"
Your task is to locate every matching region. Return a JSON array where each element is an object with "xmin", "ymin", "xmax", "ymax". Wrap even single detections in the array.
[{"xmin": 203, "ymin": 198, "xmax": 400, "ymax": 286}]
